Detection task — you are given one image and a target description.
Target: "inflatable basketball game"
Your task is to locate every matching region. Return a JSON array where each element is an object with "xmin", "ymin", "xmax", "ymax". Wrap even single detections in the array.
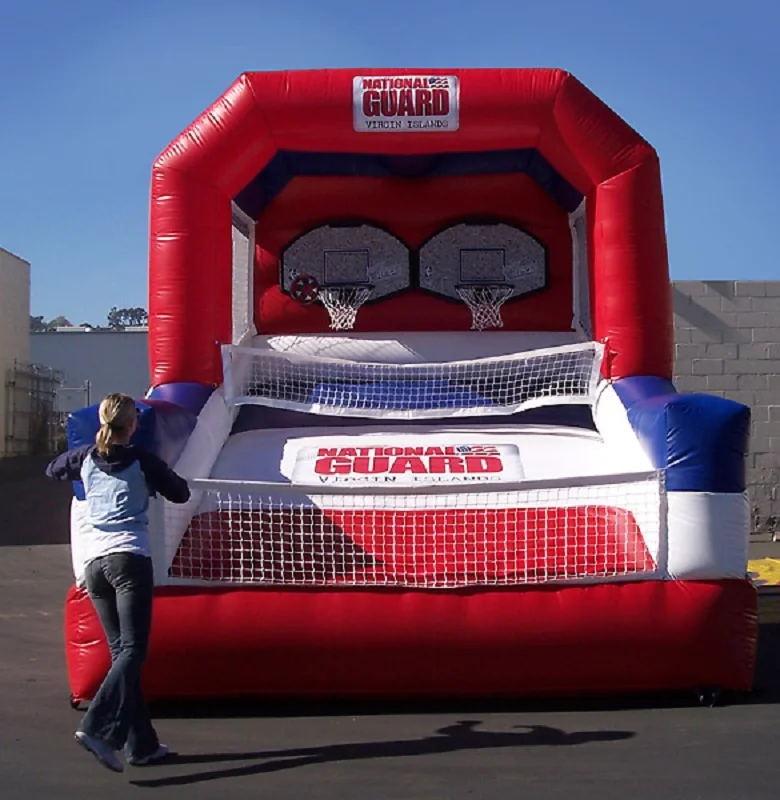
[{"xmin": 65, "ymin": 69, "xmax": 758, "ymax": 704}]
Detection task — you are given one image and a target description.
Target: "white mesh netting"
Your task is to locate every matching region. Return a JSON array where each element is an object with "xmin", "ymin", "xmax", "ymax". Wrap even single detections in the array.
[
  {"xmin": 319, "ymin": 285, "xmax": 374, "ymax": 331},
  {"xmin": 165, "ymin": 472, "xmax": 663, "ymax": 588},
  {"xmin": 231, "ymin": 205, "xmax": 255, "ymax": 345},
  {"xmin": 223, "ymin": 341, "xmax": 604, "ymax": 419},
  {"xmin": 456, "ymin": 284, "xmax": 514, "ymax": 330}
]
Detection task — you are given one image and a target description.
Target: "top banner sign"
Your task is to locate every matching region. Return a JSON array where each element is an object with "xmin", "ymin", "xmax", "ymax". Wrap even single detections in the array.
[{"xmin": 353, "ymin": 75, "xmax": 460, "ymax": 133}]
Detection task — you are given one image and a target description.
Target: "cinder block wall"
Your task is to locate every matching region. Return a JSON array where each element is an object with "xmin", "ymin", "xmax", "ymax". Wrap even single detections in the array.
[{"xmin": 672, "ymin": 281, "xmax": 780, "ymax": 535}]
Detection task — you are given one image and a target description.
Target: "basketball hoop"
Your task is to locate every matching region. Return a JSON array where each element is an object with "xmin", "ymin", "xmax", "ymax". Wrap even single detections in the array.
[
  {"xmin": 318, "ymin": 285, "xmax": 374, "ymax": 330},
  {"xmin": 456, "ymin": 284, "xmax": 513, "ymax": 330}
]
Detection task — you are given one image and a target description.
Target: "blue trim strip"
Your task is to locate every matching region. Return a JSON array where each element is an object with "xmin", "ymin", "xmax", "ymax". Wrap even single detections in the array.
[
  {"xmin": 234, "ymin": 149, "xmax": 584, "ymax": 219},
  {"xmin": 613, "ymin": 377, "xmax": 751, "ymax": 493}
]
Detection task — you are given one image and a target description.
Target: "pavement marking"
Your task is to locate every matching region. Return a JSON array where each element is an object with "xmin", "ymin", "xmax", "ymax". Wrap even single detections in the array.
[
  {"xmin": 0, "ymin": 611, "xmax": 53, "ymax": 619},
  {"xmin": 749, "ymin": 558, "xmax": 780, "ymax": 588}
]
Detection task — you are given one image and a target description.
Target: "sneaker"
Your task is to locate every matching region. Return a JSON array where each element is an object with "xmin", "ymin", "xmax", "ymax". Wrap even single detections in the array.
[
  {"xmin": 127, "ymin": 744, "xmax": 170, "ymax": 766},
  {"xmin": 74, "ymin": 731, "xmax": 124, "ymax": 773}
]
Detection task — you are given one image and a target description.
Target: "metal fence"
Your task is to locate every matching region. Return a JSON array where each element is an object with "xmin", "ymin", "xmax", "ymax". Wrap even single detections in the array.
[{"xmin": 4, "ymin": 361, "xmax": 65, "ymax": 456}]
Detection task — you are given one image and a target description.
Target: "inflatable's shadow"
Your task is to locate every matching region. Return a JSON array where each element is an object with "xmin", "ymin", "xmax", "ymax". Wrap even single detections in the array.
[{"xmin": 130, "ymin": 720, "xmax": 635, "ymax": 788}]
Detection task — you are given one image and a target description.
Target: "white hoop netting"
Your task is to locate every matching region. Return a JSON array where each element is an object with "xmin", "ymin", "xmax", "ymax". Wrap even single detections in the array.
[
  {"xmin": 456, "ymin": 284, "xmax": 514, "ymax": 330},
  {"xmin": 319, "ymin": 285, "xmax": 374, "ymax": 330}
]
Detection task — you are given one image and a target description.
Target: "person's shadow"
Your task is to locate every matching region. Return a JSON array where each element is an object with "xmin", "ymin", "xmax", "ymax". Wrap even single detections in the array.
[{"xmin": 130, "ymin": 719, "xmax": 635, "ymax": 788}]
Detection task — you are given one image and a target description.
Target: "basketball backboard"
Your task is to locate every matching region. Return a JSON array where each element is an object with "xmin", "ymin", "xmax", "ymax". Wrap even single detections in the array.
[
  {"xmin": 418, "ymin": 223, "xmax": 547, "ymax": 301},
  {"xmin": 281, "ymin": 225, "xmax": 410, "ymax": 303}
]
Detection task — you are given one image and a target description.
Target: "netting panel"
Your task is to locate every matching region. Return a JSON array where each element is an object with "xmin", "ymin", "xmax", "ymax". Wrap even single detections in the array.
[
  {"xmin": 231, "ymin": 205, "xmax": 255, "ymax": 345},
  {"xmin": 166, "ymin": 472, "xmax": 663, "ymax": 588},
  {"xmin": 569, "ymin": 200, "xmax": 592, "ymax": 338},
  {"xmin": 223, "ymin": 341, "xmax": 604, "ymax": 419}
]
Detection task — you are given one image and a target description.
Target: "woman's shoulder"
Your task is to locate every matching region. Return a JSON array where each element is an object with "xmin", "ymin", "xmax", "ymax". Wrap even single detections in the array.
[{"xmin": 45, "ymin": 444, "xmax": 96, "ymax": 480}]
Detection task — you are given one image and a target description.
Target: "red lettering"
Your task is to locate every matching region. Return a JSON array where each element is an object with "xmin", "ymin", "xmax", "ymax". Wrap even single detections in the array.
[
  {"xmin": 429, "ymin": 456, "xmax": 465, "ymax": 474},
  {"xmin": 352, "ymin": 457, "xmax": 390, "ymax": 474},
  {"xmin": 396, "ymin": 89, "xmax": 415, "ymax": 116},
  {"xmin": 361, "ymin": 83, "xmax": 450, "ymax": 119},
  {"xmin": 424, "ymin": 446, "xmax": 444, "ymax": 456},
  {"xmin": 317, "ymin": 448, "xmax": 338, "ymax": 457},
  {"xmin": 384, "ymin": 447, "xmax": 404, "ymax": 456},
  {"xmin": 362, "ymin": 90, "xmax": 380, "ymax": 117},
  {"xmin": 389, "ymin": 456, "xmax": 427, "ymax": 474},
  {"xmin": 380, "ymin": 91, "xmax": 397, "ymax": 116},
  {"xmin": 415, "ymin": 89, "xmax": 433, "ymax": 116},
  {"xmin": 465, "ymin": 456, "xmax": 503, "ymax": 473},
  {"xmin": 432, "ymin": 89, "xmax": 449, "ymax": 115},
  {"xmin": 315, "ymin": 457, "xmax": 352, "ymax": 475},
  {"xmin": 337, "ymin": 448, "xmax": 357, "ymax": 457}
]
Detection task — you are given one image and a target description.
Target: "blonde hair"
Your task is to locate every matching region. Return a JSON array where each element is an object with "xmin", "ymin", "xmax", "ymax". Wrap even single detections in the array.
[{"xmin": 96, "ymin": 393, "xmax": 137, "ymax": 456}]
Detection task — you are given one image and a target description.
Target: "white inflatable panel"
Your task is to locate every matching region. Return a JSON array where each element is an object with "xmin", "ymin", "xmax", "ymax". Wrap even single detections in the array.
[
  {"xmin": 593, "ymin": 382, "xmax": 654, "ymax": 471},
  {"xmin": 69, "ymin": 498, "xmax": 88, "ymax": 587},
  {"xmin": 209, "ymin": 424, "xmax": 643, "ymax": 484},
  {"xmin": 665, "ymin": 491, "xmax": 749, "ymax": 580},
  {"xmin": 160, "ymin": 388, "xmax": 236, "ymax": 568}
]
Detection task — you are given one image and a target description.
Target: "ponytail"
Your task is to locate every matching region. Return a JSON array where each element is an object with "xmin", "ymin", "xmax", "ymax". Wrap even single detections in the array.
[
  {"xmin": 95, "ymin": 423, "xmax": 114, "ymax": 457},
  {"xmin": 95, "ymin": 393, "xmax": 137, "ymax": 456}
]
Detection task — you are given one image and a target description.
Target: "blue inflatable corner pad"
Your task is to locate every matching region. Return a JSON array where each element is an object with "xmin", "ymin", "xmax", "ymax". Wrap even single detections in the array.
[
  {"xmin": 146, "ymin": 383, "xmax": 213, "ymax": 416},
  {"xmin": 613, "ymin": 377, "xmax": 751, "ymax": 493},
  {"xmin": 66, "ymin": 385, "xmax": 205, "ymax": 499}
]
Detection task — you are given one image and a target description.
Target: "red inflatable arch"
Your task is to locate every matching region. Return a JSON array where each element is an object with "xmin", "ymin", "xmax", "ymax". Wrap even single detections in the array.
[
  {"xmin": 63, "ymin": 69, "xmax": 756, "ymax": 707},
  {"xmin": 149, "ymin": 69, "xmax": 672, "ymax": 389}
]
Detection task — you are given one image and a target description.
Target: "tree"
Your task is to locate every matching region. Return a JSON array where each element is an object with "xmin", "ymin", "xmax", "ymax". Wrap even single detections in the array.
[
  {"xmin": 107, "ymin": 306, "xmax": 148, "ymax": 330},
  {"xmin": 30, "ymin": 315, "xmax": 74, "ymax": 331}
]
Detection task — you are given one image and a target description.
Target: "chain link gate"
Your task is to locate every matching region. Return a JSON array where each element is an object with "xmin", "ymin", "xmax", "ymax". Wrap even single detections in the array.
[{"xmin": 4, "ymin": 360, "xmax": 64, "ymax": 456}]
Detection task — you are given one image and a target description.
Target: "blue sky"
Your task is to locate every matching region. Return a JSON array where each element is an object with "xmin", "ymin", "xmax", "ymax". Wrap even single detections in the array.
[{"xmin": 0, "ymin": 0, "xmax": 776, "ymax": 325}]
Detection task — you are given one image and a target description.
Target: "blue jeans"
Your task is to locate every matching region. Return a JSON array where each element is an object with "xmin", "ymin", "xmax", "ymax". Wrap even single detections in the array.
[{"xmin": 80, "ymin": 553, "xmax": 159, "ymax": 759}]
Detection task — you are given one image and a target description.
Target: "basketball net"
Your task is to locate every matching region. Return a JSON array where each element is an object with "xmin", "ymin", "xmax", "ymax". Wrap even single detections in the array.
[
  {"xmin": 319, "ymin": 285, "xmax": 374, "ymax": 330},
  {"xmin": 456, "ymin": 284, "xmax": 513, "ymax": 330}
]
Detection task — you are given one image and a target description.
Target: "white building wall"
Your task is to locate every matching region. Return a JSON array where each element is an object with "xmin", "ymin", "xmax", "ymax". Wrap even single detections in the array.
[
  {"xmin": 30, "ymin": 329, "xmax": 150, "ymax": 411},
  {"xmin": 0, "ymin": 248, "xmax": 31, "ymax": 457}
]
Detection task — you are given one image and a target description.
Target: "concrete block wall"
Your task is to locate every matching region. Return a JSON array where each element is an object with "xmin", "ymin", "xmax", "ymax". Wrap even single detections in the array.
[{"xmin": 672, "ymin": 281, "xmax": 780, "ymax": 535}]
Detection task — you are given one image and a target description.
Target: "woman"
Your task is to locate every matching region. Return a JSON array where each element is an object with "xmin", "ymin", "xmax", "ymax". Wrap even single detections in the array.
[{"xmin": 46, "ymin": 393, "xmax": 191, "ymax": 773}]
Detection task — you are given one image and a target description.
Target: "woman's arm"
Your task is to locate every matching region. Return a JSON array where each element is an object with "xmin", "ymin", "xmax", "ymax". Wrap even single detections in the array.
[
  {"xmin": 137, "ymin": 450, "xmax": 191, "ymax": 503},
  {"xmin": 45, "ymin": 445, "xmax": 94, "ymax": 481}
]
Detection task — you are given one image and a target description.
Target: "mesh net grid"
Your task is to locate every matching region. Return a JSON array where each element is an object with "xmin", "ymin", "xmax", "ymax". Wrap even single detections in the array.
[
  {"xmin": 455, "ymin": 284, "xmax": 514, "ymax": 330},
  {"xmin": 224, "ymin": 341, "xmax": 604, "ymax": 419},
  {"xmin": 166, "ymin": 473, "xmax": 663, "ymax": 588},
  {"xmin": 318, "ymin": 285, "xmax": 374, "ymax": 331}
]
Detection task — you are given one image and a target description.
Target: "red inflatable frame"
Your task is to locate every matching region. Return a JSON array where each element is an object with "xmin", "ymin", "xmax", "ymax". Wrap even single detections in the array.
[
  {"xmin": 64, "ymin": 70, "xmax": 759, "ymax": 705},
  {"xmin": 66, "ymin": 580, "xmax": 757, "ymax": 702},
  {"xmin": 149, "ymin": 68, "xmax": 673, "ymax": 388}
]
